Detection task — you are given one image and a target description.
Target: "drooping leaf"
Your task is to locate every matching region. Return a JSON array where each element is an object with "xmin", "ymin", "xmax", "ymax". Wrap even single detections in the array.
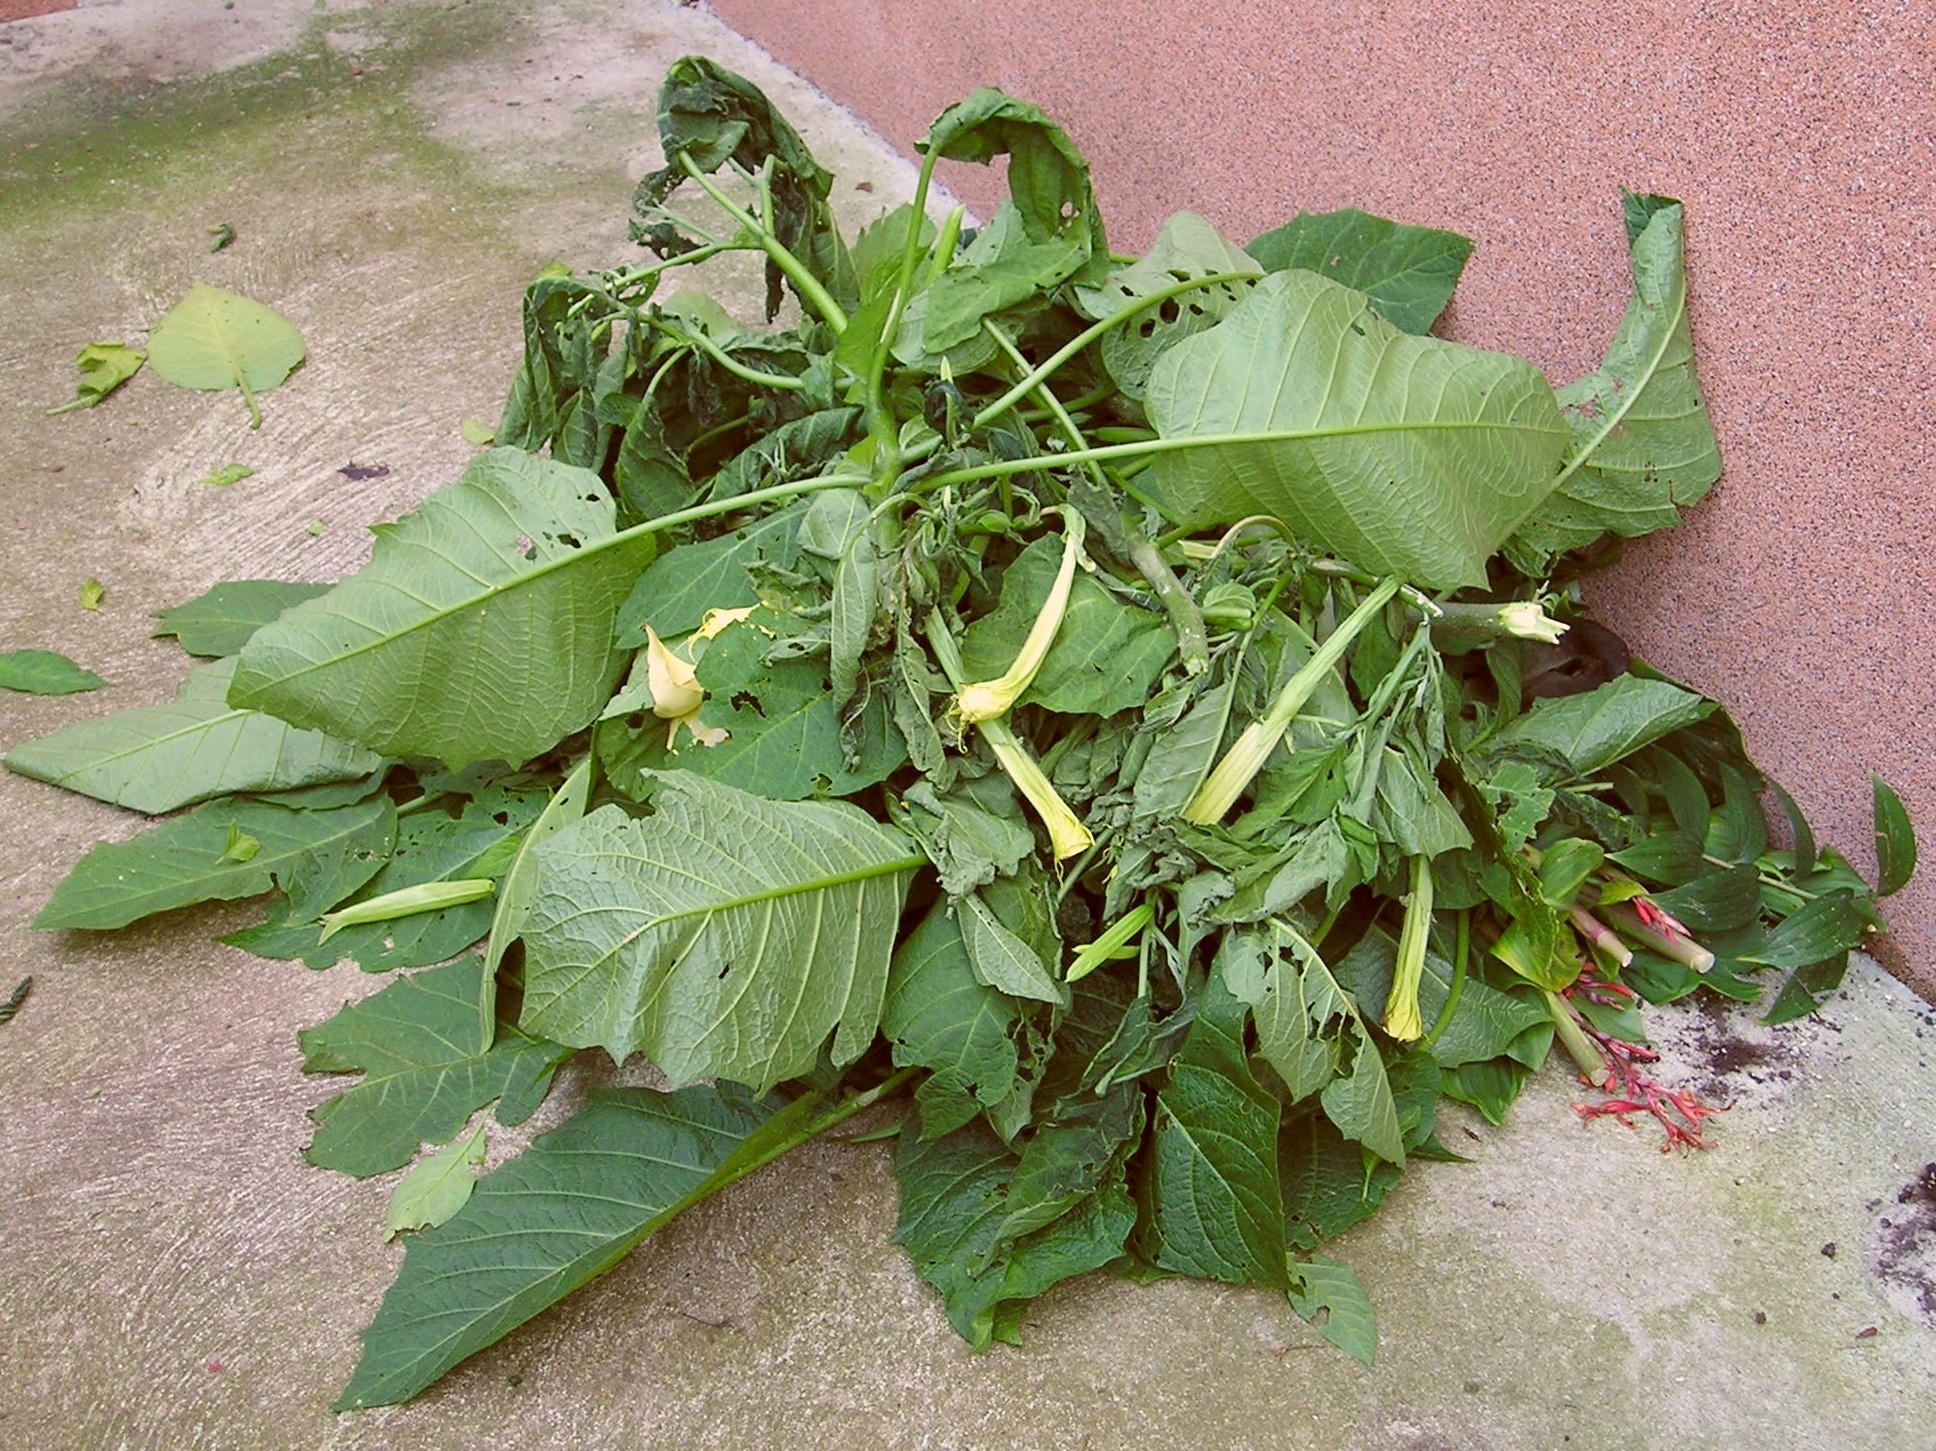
[
  {"xmin": 518, "ymin": 777, "xmax": 922, "ymax": 1091},
  {"xmin": 1280, "ymin": 1108, "xmax": 1402, "ymax": 1250},
  {"xmin": 299, "ymin": 956, "xmax": 572, "ymax": 1178},
  {"xmin": 1763, "ymin": 955, "xmax": 1851, "ymax": 1026},
  {"xmin": 897, "ymin": 775, "xmax": 1036, "ymax": 898},
  {"xmin": 1767, "ymin": 778, "xmax": 1817, "ymax": 881},
  {"xmin": 1072, "ymin": 211, "xmax": 1260, "ymax": 400},
  {"xmin": 1506, "ymin": 197, "xmax": 1722, "ymax": 572},
  {"xmin": 1288, "ymin": 1253, "xmax": 1378, "ymax": 1365},
  {"xmin": 0, "ymin": 649, "xmax": 107, "ymax": 695},
  {"xmin": 479, "ymin": 758, "xmax": 593, "ymax": 1048},
  {"xmin": 1145, "ymin": 269, "xmax": 1569, "ymax": 589},
  {"xmin": 1245, "ymin": 207, "xmax": 1473, "ymax": 334},
  {"xmin": 33, "ymin": 795, "xmax": 392, "ymax": 931},
  {"xmin": 1648, "ymin": 862, "xmax": 1762, "ymax": 932},
  {"xmin": 1138, "ymin": 967, "xmax": 1288, "ymax": 1289},
  {"xmin": 892, "ymin": 1111, "xmax": 1135, "ymax": 1349},
  {"xmin": 958, "ymin": 536, "xmax": 1177, "ymax": 715},
  {"xmin": 226, "ymin": 787, "xmax": 540, "ymax": 972},
  {"xmin": 144, "ymin": 282, "xmax": 306, "ymax": 428},
  {"xmin": 1740, "ymin": 889, "xmax": 1870, "ymax": 969},
  {"xmin": 338, "ymin": 1083, "xmax": 774, "ymax": 1409},
  {"xmin": 882, "ymin": 902, "xmax": 1022, "ymax": 1137},
  {"xmin": 638, "ymin": 56, "xmax": 855, "ymax": 319},
  {"xmin": 1488, "ymin": 675, "xmax": 1715, "ymax": 780},
  {"xmin": 230, "ymin": 448, "xmax": 652, "ymax": 766},
  {"xmin": 152, "ymin": 580, "xmax": 331, "ymax": 658},
  {"xmin": 710, "ymin": 408, "xmax": 859, "ymax": 500},
  {"xmin": 46, "ymin": 341, "xmax": 146, "ymax": 415},
  {"xmin": 384, "ymin": 1122, "xmax": 488, "ymax": 1241},
  {"xmin": 4, "ymin": 657, "xmax": 383, "ymax": 814},
  {"xmin": 1872, "ymin": 775, "xmax": 1918, "ymax": 898}
]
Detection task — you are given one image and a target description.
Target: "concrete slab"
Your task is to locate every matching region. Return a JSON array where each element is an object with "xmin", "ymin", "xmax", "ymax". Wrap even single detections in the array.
[{"xmin": 1, "ymin": 5, "xmax": 1932, "ymax": 1449}]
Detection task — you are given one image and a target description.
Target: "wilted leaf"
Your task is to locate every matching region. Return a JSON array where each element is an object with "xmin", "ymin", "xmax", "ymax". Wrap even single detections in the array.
[
  {"xmin": 46, "ymin": 342, "xmax": 145, "ymax": 415},
  {"xmin": 145, "ymin": 282, "xmax": 306, "ymax": 428}
]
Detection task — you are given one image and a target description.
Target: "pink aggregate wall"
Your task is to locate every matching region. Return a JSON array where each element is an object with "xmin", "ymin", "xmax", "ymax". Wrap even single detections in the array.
[{"xmin": 711, "ymin": 0, "xmax": 1936, "ymax": 993}]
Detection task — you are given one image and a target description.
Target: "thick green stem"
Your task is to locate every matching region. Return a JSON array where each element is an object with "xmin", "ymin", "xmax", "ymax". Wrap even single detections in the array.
[
  {"xmin": 677, "ymin": 153, "xmax": 849, "ymax": 333},
  {"xmin": 1423, "ymin": 909, "xmax": 1471, "ymax": 1050},
  {"xmin": 1543, "ymin": 989, "xmax": 1611, "ymax": 1088}
]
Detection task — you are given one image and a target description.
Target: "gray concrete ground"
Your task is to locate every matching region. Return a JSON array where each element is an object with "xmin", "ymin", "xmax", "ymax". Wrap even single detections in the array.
[{"xmin": 1, "ymin": 4, "xmax": 1932, "ymax": 1448}]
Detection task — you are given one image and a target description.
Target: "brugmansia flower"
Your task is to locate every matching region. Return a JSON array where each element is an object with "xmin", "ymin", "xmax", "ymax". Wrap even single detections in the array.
[
  {"xmin": 954, "ymin": 508, "xmax": 1085, "ymax": 725},
  {"xmin": 1382, "ymin": 855, "xmax": 1433, "ymax": 1041},
  {"xmin": 644, "ymin": 626, "xmax": 728, "ymax": 749}
]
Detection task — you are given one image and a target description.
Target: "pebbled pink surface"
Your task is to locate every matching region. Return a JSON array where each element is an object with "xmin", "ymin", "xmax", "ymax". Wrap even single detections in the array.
[{"xmin": 716, "ymin": 0, "xmax": 1936, "ymax": 992}]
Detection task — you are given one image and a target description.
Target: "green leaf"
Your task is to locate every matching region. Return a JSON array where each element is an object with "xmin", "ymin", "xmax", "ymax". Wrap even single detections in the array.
[
  {"xmin": 1606, "ymin": 829, "xmax": 1706, "ymax": 885},
  {"xmin": 1145, "ymin": 269, "xmax": 1569, "ymax": 590},
  {"xmin": 198, "ymin": 463, "xmax": 255, "ymax": 488},
  {"xmin": 613, "ymin": 502, "xmax": 806, "ymax": 645},
  {"xmin": 1768, "ymin": 778, "xmax": 1817, "ymax": 881},
  {"xmin": 958, "ymin": 536, "xmax": 1177, "ymax": 715},
  {"xmin": 219, "ymin": 823, "xmax": 261, "ymax": 862},
  {"xmin": 1440, "ymin": 1055, "xmax": 1537, "ymax": 1124},
  {"xmin": 0, "ymin": 649, "xmax": 107, "ymax": 695},
  {"xmin": 300, "ymin": 957, "xmax": 571, "ymax": 1177},
  {"xmin": 1139, "ymin": 967, "xmax": 1289, "ymax": 1288},
  {"xmin": 1873, "ymin": 775, "xmax": 1918, "ymax": 898},
  {"xmin": 78, "ymin": 578, "xmax": 105, "ymax": 611},
  {"xmin": 959, "ymin": 890, "xmax": 1067, "ymax": 1005},
  {"xmin": 1245, "ymin": 207, "xmax": 1473, "ymax": 334},
  {"xmin": 319, "ymin": 879, "xmax": 495, "ymax": 943},
  {"xmin": 897, "ymin": 775, "xmax": 1035, "ymax": 898},
  {"xmin": 710, "ymin": 408, "xmax": 859, "ymax": 500},
  {"xmin": 1740, "ymin": 890, "xmax": 1870, "ymax": 969},
  {"xmin": 383, "ymin": 1122, "xmax": 487, "ymax": 1241},
  {"xmin": 1489, "ymin": 675, "xmax": 1715, "ymax": 779},
  {"xmin": 519, "ymin": 778, "xmax": 922, "ymax": 1091},
  {"xmin": 230, "ymin": 448, "xmax": 652, "ymax": 766},
  {"xmin": 1133, "ymin": 675, "xmax": 1237, "ymax": 821},
  {"xmin": 882, "ymin": 902, "xmax": 1022, "ymax": 1137},
  {"xmin": 1648, "ymin": 863, "xmax": 1762, "ymax": 932},
  {"xmin": 4, "ymin": 657, "xmax": 383, "ymax": 814},
  {"xmin": 1280, "ymin": 1108, "xmax": 1402, "ymax": 1249},
  {"xmin": 46, "ymin": 341, "xmax": 145, "ymax": 415},
  {"xmin": 892, "ymin": 1112, "xmax": 1134, "ymax": 1350},
  {"xmin": 1072, "ymin": 211, "xmax": 1260, "ymax": 400},
  {"xmin": 226, "ymin": 787, "xmax": 538, "ymax": 972},
  {"xmin": 33, "ymin": 796, "xmax": 391, "ymax": 930},
  {"xmin": 1763, "ymin": 955, "xmax": 1850, "ymax": 1026},
  {"xmin": 337, "ymin": 1082, "xmax": 773, "ymax": 1409},
  {"xmin": 1507, "ymin": 197, "xmax": 1721, "ymax": 571},
  {"xmin": 1538, "ymin": 838, "xmax": 1604, "ymax": 907},
  {"xmin": 1288, "ymin": 1253, "xmax": 1378, "ymax": 1364},
  {"xmin": 144, "ymin": 282, "xmax": 306, "ymax": 428},
  {"xmin": 152, "ymin": 580, "xmax": 333, "ymax": 658}
]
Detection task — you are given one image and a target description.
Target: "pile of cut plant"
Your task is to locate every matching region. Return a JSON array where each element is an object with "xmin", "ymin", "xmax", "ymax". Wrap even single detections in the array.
[{"xmin": 8, "ymin": 60, "xmax": 1918, "ymax": 1406}]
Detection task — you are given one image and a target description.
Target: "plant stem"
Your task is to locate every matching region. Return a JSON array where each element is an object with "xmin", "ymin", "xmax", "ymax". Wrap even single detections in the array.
[
  {"xmin": 1543, "ymin": 989, "xmax": 1611, "ymax": 1088},
  {"xmin": 1600, "ymin": 902, "xmax": 1716, "ymax": 972},
  {"xmin": 677, "ymin": 153, "xmax": 849, "ymax": 334},
  {"xmin": 664, "ymin": 323, "xmax": 806, "ymax": 391},
  {"xmin": 1423, "ymin": 909, "xmax": 1471, "ymax": 1050}
]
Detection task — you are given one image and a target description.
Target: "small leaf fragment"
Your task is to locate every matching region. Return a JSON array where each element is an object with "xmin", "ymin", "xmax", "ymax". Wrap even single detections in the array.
[
  {"xmin": 46, "ymin": 342, "xmax": 145, "ymax": 415},
  {"xmin": 220, "ymin": 823, "xmax": 261, "ymax": 863},
  {"xmin": 459, "ymin": 418, "xmax": 496, "ymax": 446},
  {"xmin": 384, "ymin": 1123, "xmax": 488, "ymax": 1241},
  {"xmin": 78, "ymin": 578, "xmax": 105, "ymax": 612},
  {"xmin": 198, "ymin": 463, "xmax": 255, "ymax": 488}
]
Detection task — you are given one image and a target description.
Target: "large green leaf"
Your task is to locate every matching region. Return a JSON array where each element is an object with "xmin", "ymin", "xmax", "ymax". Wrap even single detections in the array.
[
  {"xmin": 229, "ymin": 449, "xmax": 652, "ymax": 766},
  {"xmin": 338, "ymin": 1083, "xmax": 774, "ymax": 1409},
  {"xmin": 1138, "ymin": 968, "xmax": 1289, "ymax": 1288},
  {"xmin": 144, "ymin": 282, "xmax": 306, "ymax": 428},
  {"xmin": 882, "ymin": 902, "xmax": 1022, "ymax": 1138},
  {"xmin": 613, "ymin": 502, "xmax": 807, "ymax": 646},
  {"xmin": 33, "ymin": 795, "xmax": 393, "ymax": 930},
  {"xmin": 152, "ymin": 580, "xmax": 331, "ymax": 658},
  {"xmin": 1145, "ymin": 269, "xmax": 1569, "ymax": 589},
  {"xmin": 1506, "ymin": 196, "xmax": 1721, "ymax": 572},
  {"xmin": 4, "ymin": 657, "xmax": 383, "ymax": 814},
  {"xmin": 518, "ymin": 776, "xmax": 923, "ymax": 1091},
  {"xmin": 1245, "ymin": 207, "xmax": 1473, "ymax": 334},
  {"xmin": 299, "ymin": 957, "xmax": 572, "ymax": 1177}
]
